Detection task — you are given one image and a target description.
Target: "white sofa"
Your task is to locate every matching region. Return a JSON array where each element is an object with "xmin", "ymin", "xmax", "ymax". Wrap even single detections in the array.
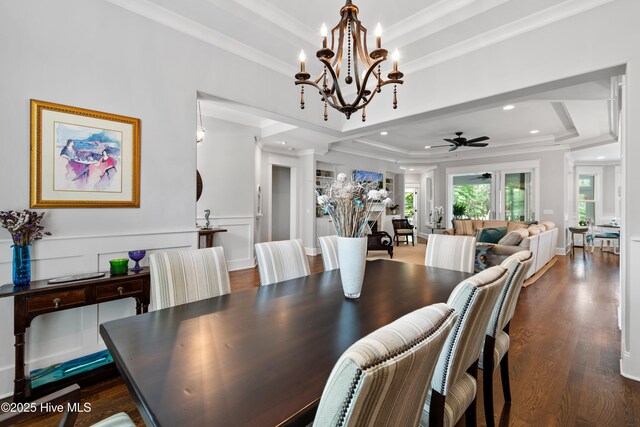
[{"xmin": 445, "ymin": 220, "xmax": 558, "ymax": 279}]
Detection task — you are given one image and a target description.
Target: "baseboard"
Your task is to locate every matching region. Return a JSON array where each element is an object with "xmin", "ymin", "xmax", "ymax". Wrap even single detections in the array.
[
  {"xmin": 556, "ymin": 246, "xmax": 570, "ymax": 256},
  {"xmin": 417, "ymin": 232, "xmax": 430, "ymax": 240},
  {"xmin": 620, "ymin": 357, "xmax": 640, "ymax": 382}
]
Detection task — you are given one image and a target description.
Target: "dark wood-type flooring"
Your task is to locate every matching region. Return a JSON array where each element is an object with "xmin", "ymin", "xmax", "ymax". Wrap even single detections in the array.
[{"xmin": 12, "ymin": 251, "xmax": 640, "ymax": 426}]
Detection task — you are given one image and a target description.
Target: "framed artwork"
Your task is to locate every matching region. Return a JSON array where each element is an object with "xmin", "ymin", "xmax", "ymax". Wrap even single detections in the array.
[{"xmin": 30, "ymin": 100, "xmax": 140, "ymax": 208}]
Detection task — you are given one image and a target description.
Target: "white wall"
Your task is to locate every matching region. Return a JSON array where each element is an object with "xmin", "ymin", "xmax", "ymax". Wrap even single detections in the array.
[{"xmin": 196, "ymin": 117, "xmax": 256, "ymax": 271}]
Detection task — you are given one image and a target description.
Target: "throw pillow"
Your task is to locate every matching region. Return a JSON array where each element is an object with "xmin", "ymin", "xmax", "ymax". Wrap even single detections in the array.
[
  {"xmin": 498, "ymin": 230, "xmax": 526, "ymax": 246},
  {"xmin": 537, "ymin": 224, "xmax": 547, "ymax": 232},
  {"xmin": 478, "ymin": 227, "xmax": 508, "ymax": 244},
  {"xmin": 454, "ymin": 220, "xmax": 474, "ymax": 236},
  {"xmin": 528, "ymin": 225, "xmax": 542, "ymax": 236},
  {"xmin": 542, "ymin": 221, "xmax": 556, "ymax": 230},
  {"xmin": 507, "ymin": 222, "xmax": 528, "ymax": 233}
]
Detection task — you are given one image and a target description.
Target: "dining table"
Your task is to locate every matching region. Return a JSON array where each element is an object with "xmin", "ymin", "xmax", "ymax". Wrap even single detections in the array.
[{"xmin": 99, "ymin": 259, "xmax": 472, "ymax": 427}]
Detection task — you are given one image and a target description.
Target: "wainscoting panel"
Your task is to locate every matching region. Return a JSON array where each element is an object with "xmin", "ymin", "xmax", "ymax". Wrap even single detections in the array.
[
  {"xmin": 197, "ymin": 216, "xmax": 256, "ymax": 271},
  {"xmin": 0, "ymin": 229, "xmax": 197, "ymax": 398}
]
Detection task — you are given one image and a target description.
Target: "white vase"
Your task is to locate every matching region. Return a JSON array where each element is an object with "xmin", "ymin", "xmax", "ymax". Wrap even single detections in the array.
[{"xmin": 336, "ymin": 236, "xmax": 367, "ymax": 299}]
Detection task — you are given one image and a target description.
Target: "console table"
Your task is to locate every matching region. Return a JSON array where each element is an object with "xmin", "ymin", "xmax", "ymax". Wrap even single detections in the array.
[{"xmin": 0, "ymin": 269, "xmax": 150, "ymax": 402}]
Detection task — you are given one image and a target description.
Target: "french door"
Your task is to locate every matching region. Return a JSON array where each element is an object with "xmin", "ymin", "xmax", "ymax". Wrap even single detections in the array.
[{"xmin": 449, "ymin": 167, "xmax": 536, "ymax": 222}]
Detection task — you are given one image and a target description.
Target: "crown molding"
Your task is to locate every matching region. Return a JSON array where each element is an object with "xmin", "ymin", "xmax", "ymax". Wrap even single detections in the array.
[
  {"xmin": 385, "ymin": 0, "xmax": 510, "ymax": 48},
  {"xmin": 352, "ymin": 138, "xmax": 411, "ymax": 155},
  {"xmin": 104, "ymin": 0, "xmax": 294, "ymax": 76},
  {"xmin": 402, "ymin": 0, "xmax": 615, "ymax": 75},
  {"xmin": 396, "ymin": 143, "xmax": 569, "ymax": 165},
  {"xmin": 230, "ymin": 0, "xmax": 318, "ymax": 46},
  {"xmin": 329, "ymin": 145, "xmax": 398, "ymax": 163}
]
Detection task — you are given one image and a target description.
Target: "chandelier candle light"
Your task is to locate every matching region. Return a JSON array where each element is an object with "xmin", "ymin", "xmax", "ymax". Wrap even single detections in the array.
[{"xmin": 295, "ymin": 0, "xmax": 404, "ymax": 122}]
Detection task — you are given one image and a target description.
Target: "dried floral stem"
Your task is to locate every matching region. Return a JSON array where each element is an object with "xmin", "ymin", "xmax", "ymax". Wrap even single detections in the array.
[
  {"xmin": 316, "ymin": 173, "xmax": 391, "ymax": 238},
  {"xmin": 0, "ymin": 210, "xmax": 52, "ymax": 246}
]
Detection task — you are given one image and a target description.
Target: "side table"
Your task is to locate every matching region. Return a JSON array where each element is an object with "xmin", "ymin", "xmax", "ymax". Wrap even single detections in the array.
[
  {"xmin": 0, "ymin": 269, "xmax": 151, "ymax": 402},
  {"xmin": 198, "ymin": 228, "xmax": 228, "ymax": 248}
]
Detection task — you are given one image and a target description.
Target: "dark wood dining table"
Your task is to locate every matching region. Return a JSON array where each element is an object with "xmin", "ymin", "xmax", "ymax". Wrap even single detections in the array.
[{"xmin": 99, "ymin": 259, "xmax": 472, "ymax": 427}]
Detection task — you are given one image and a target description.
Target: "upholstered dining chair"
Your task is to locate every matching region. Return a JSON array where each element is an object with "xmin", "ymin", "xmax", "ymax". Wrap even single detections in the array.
[
  {"xmin": 314, "ymin": 303, "xmax": 459, "ymax": 427},
  {"xmin": 425, "ymin": 234, "xmax": 477, "ymax": 274},
  {"xmin": 421, "ymin": 265, "xmax": 508, "ymax": 427},
  {"xmin": 318, "ymin": 235, "xmax": 339, "ymax": 271},
  {"xmin": 255, "ymin": 239, "xmax": 310, "ymax": 286},
  {"xmin": 149, "ymin": 246, "xmax": 231, "ymax": 310},
  {"xmin": 480, "ymin": 250, "xmax": 534, "ymax": 427},
  {"xmin": 0, "ymin": 384, "xmax": 135, "ymax": 427}
]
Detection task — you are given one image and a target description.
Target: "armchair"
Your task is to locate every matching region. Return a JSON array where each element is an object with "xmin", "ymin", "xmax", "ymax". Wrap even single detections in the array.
[{"xmin": 392, "ymin": 218, "xmax": 415, "ymax": 246}]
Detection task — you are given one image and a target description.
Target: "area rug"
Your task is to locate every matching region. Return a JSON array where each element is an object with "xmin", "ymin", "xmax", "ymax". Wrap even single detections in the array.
[
  {"xmin": 367, "ymin": 243, "xmax": 426, "ymax": 265},
  {"xmin": 522, "ymin": 257, "xmax": 558, "ymax": 287}
]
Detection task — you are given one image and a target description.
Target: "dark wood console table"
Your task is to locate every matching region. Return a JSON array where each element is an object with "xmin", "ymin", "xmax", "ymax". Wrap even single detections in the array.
[
  {"xmin": 198, "ymin": 228, "xmax": 227, "ymax": 248},
  {"xmin": 0, "ymin": 269, "xmax": 150, "ymax": 402}
]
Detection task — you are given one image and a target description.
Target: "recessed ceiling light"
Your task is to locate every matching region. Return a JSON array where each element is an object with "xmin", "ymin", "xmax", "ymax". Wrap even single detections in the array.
[
  {"xmin": 424, "ymin": 145, "xmax": 431, "ymax": 149},
  {"xmin": 530, "ymin": 129, "xmax": 539, "ymax": 134},
  {"xmin": 502, "ymin": 105, "xmax": 515, "ymax": 111},
  {"xmin": 597, "ymin": 156, "xmax": 605, "ymax": 159},
  {"xmin": 409, "ymin": 168, "xmax": 415, "ymax": 171},
  {"xmin": 380, "ymin": 131, "xmax": 388, "ymax": 136},
  {"xmin": 281, "ymin": 141, "xmax": 286, "ymax": 145}
]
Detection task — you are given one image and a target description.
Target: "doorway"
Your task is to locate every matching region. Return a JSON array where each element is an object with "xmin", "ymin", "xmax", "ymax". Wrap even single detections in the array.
[
  {"xmin": 271, "ymin": 165, "xmax": 291, "ymax": 241},
  {"xmin": 405, "ymin": 186, "xmax": 419, "ymax": 227}
]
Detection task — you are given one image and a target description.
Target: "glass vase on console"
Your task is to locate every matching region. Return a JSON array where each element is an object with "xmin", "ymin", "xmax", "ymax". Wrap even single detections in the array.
[{"xmin": 12, "ymin": 244, "xmax": 31, "ymax": 287}]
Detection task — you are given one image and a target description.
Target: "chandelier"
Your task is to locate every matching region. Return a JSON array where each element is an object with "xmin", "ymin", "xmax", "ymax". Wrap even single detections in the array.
[{"xmin": 295, "ymin": 0, "xmax": 404, "ymax": 122}]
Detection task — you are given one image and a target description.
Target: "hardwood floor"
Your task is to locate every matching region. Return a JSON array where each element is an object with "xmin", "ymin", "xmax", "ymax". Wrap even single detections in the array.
[{"xmin": 14, "ymin": 252, "xmax": 640, "ymax": 426}]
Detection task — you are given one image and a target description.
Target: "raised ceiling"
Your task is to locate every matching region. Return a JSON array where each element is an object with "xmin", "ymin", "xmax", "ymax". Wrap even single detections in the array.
[{"xmin": 108, "ymin": 0, "xmax": 620, "ymax": 163}]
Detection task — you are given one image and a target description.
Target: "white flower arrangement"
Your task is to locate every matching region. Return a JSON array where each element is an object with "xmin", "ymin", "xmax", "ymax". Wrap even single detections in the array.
[
  {"xmin": 316, "ymin": 173, "xmax": 391, "ymax": 237},
  {"xmin": 430, "ymin": 206, "xmax": 444, "ymax": 225}
]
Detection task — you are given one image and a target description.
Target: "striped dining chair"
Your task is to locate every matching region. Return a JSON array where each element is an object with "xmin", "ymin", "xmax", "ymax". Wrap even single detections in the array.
[
  {"xmin": 421, "ymin": 265, "xmax": 508, "ymax": 427},
  {"xmin": 314, "ymin": 303, "xmax": 458, "ymax": 427},
  {"xmin": 255, "ymin": 239, "xmax": 310, "ymax": 286},
  {"xmin": 425, "ymin": 234, "xmax": 477, "ymax": 273},
  {"xmin": 318, "ymin": 235, "xmax": 339, "ymax": 271},
  {"xmin": 480, "ymin": 250, "xmax": 534, "ymax": 427},
  {"xmin": 149, "ymin": 247, "xmax": 231, "ymax": 310}
]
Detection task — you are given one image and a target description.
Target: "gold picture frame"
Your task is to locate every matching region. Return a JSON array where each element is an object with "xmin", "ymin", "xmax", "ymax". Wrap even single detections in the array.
[{"xmin": 30, "ymin": 100, "xmax": 140, "ymax": 208}]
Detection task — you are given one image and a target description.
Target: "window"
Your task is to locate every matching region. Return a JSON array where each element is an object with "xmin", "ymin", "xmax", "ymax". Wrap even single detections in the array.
[
  {"xmin": 452, "ymin": 174, "xmax": 491, "ymax": 220},
  {"xmin": 578, "ymin": 174, "xmax": 596, "ymax": 223}
]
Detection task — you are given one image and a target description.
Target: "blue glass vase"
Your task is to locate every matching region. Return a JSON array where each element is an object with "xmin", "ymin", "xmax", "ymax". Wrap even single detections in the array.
[{"xmin": 12, "ymin": 244, "xmax": 31, "ymax": 286}]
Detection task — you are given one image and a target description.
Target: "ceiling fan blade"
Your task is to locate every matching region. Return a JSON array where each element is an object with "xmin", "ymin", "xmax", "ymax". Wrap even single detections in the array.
[
  {"xmin": 465, "ymin": 136, "xmax": 489, "ymax": 143},
  {"xmin": 467, "ymin": 143, "xmax": 489, "ymax": 147},
  {"xmin": 443, "ymin": 138, "xmax": 455, "ymax": 144},
  {"xmin": 448, "ymin": 145, "xmax": 458, "ymax": 152}
]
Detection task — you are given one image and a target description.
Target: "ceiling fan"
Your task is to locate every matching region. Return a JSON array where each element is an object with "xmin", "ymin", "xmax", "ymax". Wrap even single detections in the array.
[
  {"xmin": 429, "ymin": 131, "xmax": 490, "ymax": 152},
  {"xmin": 473, "ymin": 172, "xmax": 492, "ymax": 180}
]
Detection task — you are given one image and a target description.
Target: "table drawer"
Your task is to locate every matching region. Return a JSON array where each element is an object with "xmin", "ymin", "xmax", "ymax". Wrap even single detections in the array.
[
  {"xmin": 27, "ymin": 289, "xmax": 86, "ymax": 313},
  {"xmin": 96, "ymin": 280, "xmax": 142, "ymax": 300}
]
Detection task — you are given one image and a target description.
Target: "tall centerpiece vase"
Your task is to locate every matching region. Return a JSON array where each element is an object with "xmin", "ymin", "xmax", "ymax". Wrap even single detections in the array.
[
  {"xmin": 336, "ymin": 236, "xmax": 367, "ymax": 299},
  {"xmin": 12, "ymin": 244, "xmax": 31, "ymax": 286}
]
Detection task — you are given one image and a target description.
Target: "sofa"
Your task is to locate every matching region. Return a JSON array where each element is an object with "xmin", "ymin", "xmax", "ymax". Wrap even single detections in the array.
[{"xmin": 444, "ymin": 219, "xmax": 558, "ymax": 279}]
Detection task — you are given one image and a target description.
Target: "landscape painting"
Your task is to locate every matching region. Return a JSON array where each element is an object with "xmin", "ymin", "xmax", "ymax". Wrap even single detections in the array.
[{"xmin": 30, "ymin": 100, "xmax": 140, "ymax": 208}]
